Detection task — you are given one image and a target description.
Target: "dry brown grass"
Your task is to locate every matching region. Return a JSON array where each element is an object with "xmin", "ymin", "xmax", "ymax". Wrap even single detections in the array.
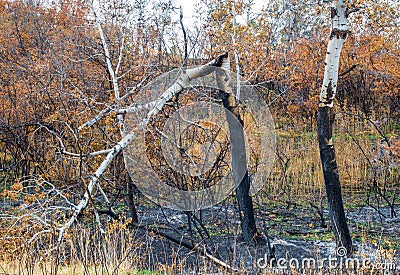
[{"xmin": 262, "ymin": 109, "xmax": 399, "ymax": 205}]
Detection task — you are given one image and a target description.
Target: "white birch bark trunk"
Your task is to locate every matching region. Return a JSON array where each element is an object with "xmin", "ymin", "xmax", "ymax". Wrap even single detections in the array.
[
  {"xmin": 94, "ymin": 8, "xmax": 121, "ymax": 101},
  {"xmin": 319, "ymin": 0, "xmax": 349, "ymax": 107}
]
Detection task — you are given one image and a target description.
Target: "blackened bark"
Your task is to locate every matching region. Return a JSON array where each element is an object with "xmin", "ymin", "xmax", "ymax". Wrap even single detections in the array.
[
  {"xmin": 317, "ymin": 106, "xmax": 353, "ymax": 255},
  {"xmin": 235, "ymin": 170, "xmax": 259, "ymax": 242},
  {"xmin": 179, "ymin": 6, "xmax": 188, "ymax": 68},
  {"xmin": 212, "ymin": 54, "xmax": 259, "ymax": 243},
  {"xmin": 126, "ymin": 176, "xmax": 139, "ymax": 223},
  {"xmin": 219, "ymin": 88, "xmax": 259, "ymax": 243}
]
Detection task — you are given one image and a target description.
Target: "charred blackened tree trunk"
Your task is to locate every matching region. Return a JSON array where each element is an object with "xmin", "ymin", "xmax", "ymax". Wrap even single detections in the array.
[
  {"xmin": 126, "ymin": 176, "xmax": 139, "ymax": 223},
  {"xmin": 214, "ymin": 53, "xmax": 259, "ymax": 243},
  {"xmin": 318, "ymin": 0, "xmax": 353, "ymax": 255},
  {"xmin": 234, "ymin": 172, "xmax": 258, "ymax": 242}
]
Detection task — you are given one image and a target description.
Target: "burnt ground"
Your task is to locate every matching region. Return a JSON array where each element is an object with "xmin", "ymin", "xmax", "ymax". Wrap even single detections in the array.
[
  {"xmin": 1, "ymin": 190, "xmax": 398, "ymax": 273},
  {"xmin": 134, "ymin": 200, "xmax": 400, "ymax": 274}
]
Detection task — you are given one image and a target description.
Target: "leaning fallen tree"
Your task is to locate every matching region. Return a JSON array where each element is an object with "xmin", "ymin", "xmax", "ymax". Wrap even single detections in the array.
[
  {"xmin": 50, "ymin": 53, "xmax": 244, "ymax": 271},
  {"xmin": 59, "ymin": 54, "xmax": 231, "ymax": 240}
]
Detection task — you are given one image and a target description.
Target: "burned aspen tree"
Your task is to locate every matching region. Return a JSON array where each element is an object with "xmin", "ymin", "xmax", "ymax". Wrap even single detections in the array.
[
  {"xmin": 318, "ymin": 0, "xmax": 353, "ymax": 255},
  {"xmin": 215, "ymin": 53, "xmax": 260, "ymax": 243}
]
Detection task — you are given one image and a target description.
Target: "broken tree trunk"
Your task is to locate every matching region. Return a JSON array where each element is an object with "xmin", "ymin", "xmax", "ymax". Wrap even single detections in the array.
[
  {"xmin": 215, "ymin": 53, "xmax": 260, "ymax": 243},
  {"xmin": 318, "ymin": 0, "xmax": 353, "ymax": 255}
]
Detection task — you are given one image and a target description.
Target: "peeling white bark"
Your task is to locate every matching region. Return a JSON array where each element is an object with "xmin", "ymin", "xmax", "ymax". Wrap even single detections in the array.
[{"xmin": 319, "ymin": 0, "xmax": 349, "ymax": 107}]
